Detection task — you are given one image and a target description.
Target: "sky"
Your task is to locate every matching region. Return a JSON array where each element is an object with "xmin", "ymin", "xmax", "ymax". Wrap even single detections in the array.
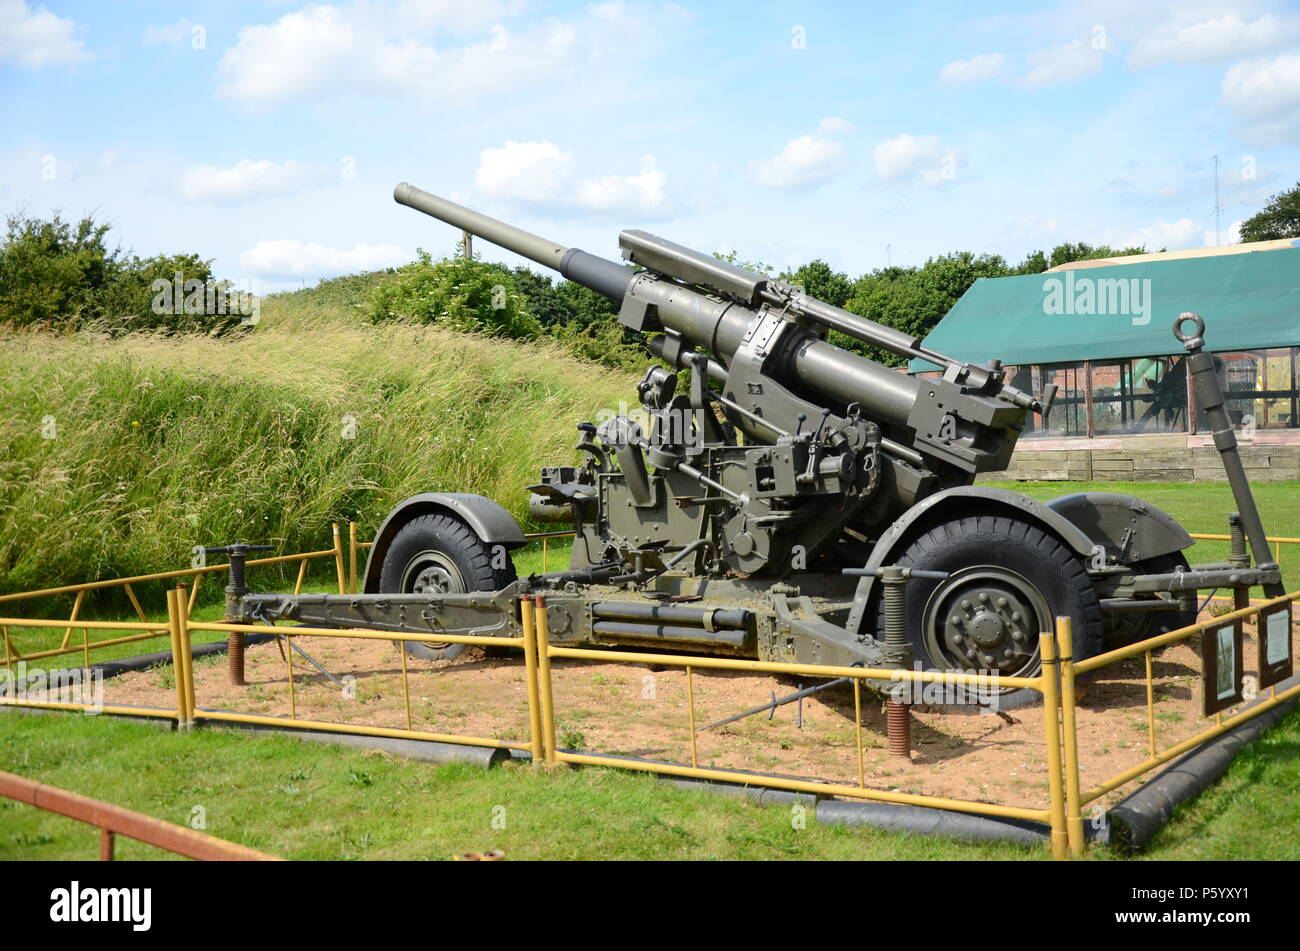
[{"xmin": 2, "ymin": 0, "xmax": 1299, "ymax": 292}]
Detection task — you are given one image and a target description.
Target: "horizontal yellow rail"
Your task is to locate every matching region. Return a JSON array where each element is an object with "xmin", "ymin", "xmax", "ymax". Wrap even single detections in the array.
[
  {"xmin": 0, "ymin": 549, "xmax": 337, "ymax": 604},
  {"xmin": 197, "ymin": 710, "xmax": 531, "ymax": 752},
  {"xmin": 189, "ymin": 620, "xmax": 523, "ymax": 649},
  {"xmin": 555, "ymin": 751, "xmax": 1051, "ymax": 823},
  {"xmin": 548, "ymin": 644, "xmax": 1041, "ymax": 690},
  {"xmin": 1075, "ymin": 588, "xmax": 1300, "ymax": 675},
  {"xmin": 1080, "ymin": 681, "xmax": 1300, "ymax": 805},
  {"xmin": 1188, "ymin": 532, "xmax": 1300, "ymax": 544}
]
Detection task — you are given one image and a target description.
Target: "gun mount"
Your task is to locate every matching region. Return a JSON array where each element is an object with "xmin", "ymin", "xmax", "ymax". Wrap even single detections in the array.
[{"xmin": 232, "ymin": 184, "xmax": 1283, "ymax": 703}]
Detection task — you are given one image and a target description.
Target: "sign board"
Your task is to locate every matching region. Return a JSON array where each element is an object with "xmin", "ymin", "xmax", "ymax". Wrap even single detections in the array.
[
  {"xmin": 1258, "ymin": 599, "xmax": 1294, "ymax": 691},
  {"xmin": 1202, "ymin": 618, "xmax": 1244, "ymax": 717}
]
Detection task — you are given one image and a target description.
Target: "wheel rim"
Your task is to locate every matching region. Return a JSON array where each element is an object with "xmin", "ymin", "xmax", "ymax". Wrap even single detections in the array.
[
  {"xmin": 401, "ymin": 550, "xmax": 465, "ymax": 651},
  {"xmin": 921, "ymin": 566, "xmax": 1050, "ymax": 681}
]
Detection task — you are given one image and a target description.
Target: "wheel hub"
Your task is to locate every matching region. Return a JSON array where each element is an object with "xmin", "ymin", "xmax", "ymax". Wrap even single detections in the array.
[
  {"xmin": 400, "ymin": 551, "xmax": 466, "ymax": 651},
  {"xmin": 925, "ymin": 567, "xmax": 1047, "ymax": 677},
  {"xmin": 411, "ymin": 564, "xmax": 457, "ymax": 595}
]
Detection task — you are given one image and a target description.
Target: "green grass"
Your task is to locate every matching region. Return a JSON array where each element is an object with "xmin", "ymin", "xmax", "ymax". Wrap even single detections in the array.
[
  {"xmin": 0, "ymin": 295, "xmax": 636, "ymax": 612},
  {"xmin": 0, "ymin": 712, "xmax": 1042, "ymax": 861},
  {"xmin": 1, "ymin": 707, "xmax": 1295, "ymax": 860},
  {"xmin": 983, "ymin": 480, "xmax": 1300, "ymax": 591}
]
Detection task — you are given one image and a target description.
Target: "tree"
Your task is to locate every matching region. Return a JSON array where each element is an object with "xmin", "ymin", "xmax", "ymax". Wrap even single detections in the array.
[
  {"xmin": 1240, "ymin": 182, "xmax": 1300, "ymax": 242},
  {"xmin": 0, "ymin": 212, "xmax": 247, "ymax": 333},
  {"xmin": 0, "ymin": 212, "xmax": 121, "ymax": 325},
  {"xmin": 781, "ymin": 259, "xmax": 852, "ymax": 307},
  {"xmin": 1045, "ymin": 241, "xmax": 1146, "ymax": 269},
  {"xmin": 842, "ymin": 252, "xmax": 1011, "ymax": 365}
]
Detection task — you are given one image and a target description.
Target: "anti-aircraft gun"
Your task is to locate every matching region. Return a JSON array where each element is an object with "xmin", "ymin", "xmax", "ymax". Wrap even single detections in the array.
[{"xmin": 233, "ymin": 183, "xmax": 1283, "ymax": 699}]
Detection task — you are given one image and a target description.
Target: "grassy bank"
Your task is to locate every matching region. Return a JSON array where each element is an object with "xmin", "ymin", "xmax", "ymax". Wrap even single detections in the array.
[{"xmin": 0, "ymin": 294, "xmax": 636, "ymax": 607}]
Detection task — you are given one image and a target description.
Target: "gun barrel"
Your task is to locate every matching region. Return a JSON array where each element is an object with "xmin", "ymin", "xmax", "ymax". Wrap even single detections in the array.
[
  {"xmin": 394, "ymin": 182, "xmax": 633, "ymax": 301},
  {"xmin": 395, "ymin": 182, "xmax": 568, "ymax": 269}
]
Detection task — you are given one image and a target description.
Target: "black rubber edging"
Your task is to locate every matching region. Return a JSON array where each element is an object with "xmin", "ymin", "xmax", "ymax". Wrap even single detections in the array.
[
  {"xmin": 1105, "ymin": 670, "xmax": 1300, "ymax": 854},
  {"xmin": 656, "ymin": 769, "xmax": 1066, "ymax": 847},
  {"xmin": 202, "ymin": 717, "xmax": 513, "ymax": 767}
]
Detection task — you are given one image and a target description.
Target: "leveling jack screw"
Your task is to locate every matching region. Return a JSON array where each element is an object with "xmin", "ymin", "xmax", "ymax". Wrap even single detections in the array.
[{"xmin": 886, "ymin": 695, "xmax": 912, "ymax": 759}]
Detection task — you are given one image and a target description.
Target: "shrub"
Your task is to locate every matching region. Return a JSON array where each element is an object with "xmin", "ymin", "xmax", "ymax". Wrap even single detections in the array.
[
  {"xmin": 0, "ymin": 212, "xmax": 249, "ymax": 335},
  {"xmin": 367, "ymin": 252, "xmax": 541, "ymax": 339}
]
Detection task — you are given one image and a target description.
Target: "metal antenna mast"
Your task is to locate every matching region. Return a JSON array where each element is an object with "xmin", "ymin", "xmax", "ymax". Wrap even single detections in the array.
[{"xmin": 1212, "ymin": 155, "xmax": 1223, "ymax": 246}]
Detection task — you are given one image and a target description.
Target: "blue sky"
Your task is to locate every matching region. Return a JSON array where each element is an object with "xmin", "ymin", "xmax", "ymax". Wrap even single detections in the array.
[{"xmin": 2, "ymin": 0, "xmax": 1298, "ymax": 291}]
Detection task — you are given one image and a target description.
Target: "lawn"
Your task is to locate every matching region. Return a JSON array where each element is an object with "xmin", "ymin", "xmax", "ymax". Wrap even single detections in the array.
[{"xmin": 1, "ymin": 706, "xmax": 1296, "ymax": 860}]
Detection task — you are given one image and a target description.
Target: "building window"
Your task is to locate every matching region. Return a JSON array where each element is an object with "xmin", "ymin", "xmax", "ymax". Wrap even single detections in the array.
[
  {"xmin": 1090, "ymin": 355, "xmax": 1189, "ymax": 435},
  {"xmin": 1008, "ymin": 347, "xmax": 1298, "ymax": 439},
  {"xmin": 1199, "ymin": 348, "xmax": 1298, "ymax": 432}
]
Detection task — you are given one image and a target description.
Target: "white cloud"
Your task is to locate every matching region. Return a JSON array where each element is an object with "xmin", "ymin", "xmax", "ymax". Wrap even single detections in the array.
[
  {"xmin": 1020, "ymin": 40, "xmax": 1103, "ymax": 88},
  {"xmin": 0, "ymin": 0, "xmax": 89, "ymax": 67},
  {"xmin": 180, "ymin": 160, "xmax": 323, "ymax": 203},
  {"xmin": 872, "ymin": 133, "xmax": 957, "ymax": 187},
  {"xmin": 216, "ymin": 1, "xmax": 687, "ymax": 106},
  {"xmin": 474, "ymin": 140, "xmax": 670, "ymax": 216},
  {"xmin": 144, "ymin": 19, "xmax": 198, "ymax": 47},
  {"xmin": 1107, "ymin": 217, "xmax": 1202, "ymax": 251},
  {"xmin": 239, "ymin": 240, "xmax": 408, "ymax": 277},
  {"xmin": 1203, "ymin": 220, "xmax": 1243, "ymax": 247},
  {"xmin": 748, "ymin": 118, "xmax": 851, "ymax": 190},
  {"xmin": 1129, "ymin": 12, "xmax": 1300, "ymax": 68},
  {"xmin": 475, "ymin": 141, "xmax": 573, "ymax": 204},
  {"xmin": 577, "ymin": 158, "xmax": 667, "ymax": 213},
  {"xmin": 938, "ymin": 52, "xmax": 1005, "ymax": 87},
  {"xmin": 1221, "ymin": 53, "xmax": 1300, "ymax": 145}
]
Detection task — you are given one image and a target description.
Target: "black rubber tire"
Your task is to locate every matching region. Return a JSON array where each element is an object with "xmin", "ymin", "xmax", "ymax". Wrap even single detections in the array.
[
  {"xmin": 378, "ymin": 513, "xmax": 516, "ymax": 661},
  {"xmin": 1103, "ymin": 552, "xmax": 1198, "ymax": 647},
  {"xmin": 876, "ymin": 514, "xmax": 1103, "ymax": 710}
]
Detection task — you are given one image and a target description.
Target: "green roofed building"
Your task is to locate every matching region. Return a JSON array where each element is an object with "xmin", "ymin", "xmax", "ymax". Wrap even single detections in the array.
[{"xmin": 909, "ymin": 239, "xmax": 1300, "ymax": 482}]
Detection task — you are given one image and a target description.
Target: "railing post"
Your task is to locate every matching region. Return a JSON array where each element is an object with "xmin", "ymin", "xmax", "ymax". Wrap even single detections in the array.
[
  {"xmin": 1039, "ymin": 631, "xmax": 1068, "ymax": 860},
  {"xmin": 1056, "ymin": 616, "xmax": 1085, "ymax": 857},
  {"xmin": 177, "ymin": 585, "xmax": 197, "ymax": 728},
  {"xmin": 533, "ymin": 596, "xmax": 558, "ymax": 765},
  {"xmin": 348, "ymin": 522, "xmax": 358, "ymax": 595},
  {"xmin": 166, "ymin": 589, "xmax": 191, "ymax": 731},
  {"xmin": 99, "ymin": 827, "xmax": 115, "ymax": 861},
  {"xmin": 519, "ymin": 595, "xmax": 544, "ymax": 766},
  {"xmin": 332, "ymin": 523, "xmax": 346, "ymax": 595}
]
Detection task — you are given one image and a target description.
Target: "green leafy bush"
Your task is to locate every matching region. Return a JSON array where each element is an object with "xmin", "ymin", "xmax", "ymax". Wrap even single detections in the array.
[
  {"xmin": 0, "ymin": 212, "xmax": 250, "ymax": 335},
  {"xmin": 367, "ymin": 252, "xmax": 541, "ymax": 339}
]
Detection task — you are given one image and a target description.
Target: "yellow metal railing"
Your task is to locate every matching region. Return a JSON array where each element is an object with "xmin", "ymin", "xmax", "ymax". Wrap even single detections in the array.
[
  {"xmin": 524, "ymin": 596, "xmax": 1074, "ymax": 857},
  {"xmin": 1055, "ymin": 588, "xmax": 1300, "ymax": 855},
  {"xmin": 3, "ymin": 527, "xmax": 1294, "ymax": 861},
  {"xmin": 0, "ymin": 526, "xmax": 349, "ymax": 666}
]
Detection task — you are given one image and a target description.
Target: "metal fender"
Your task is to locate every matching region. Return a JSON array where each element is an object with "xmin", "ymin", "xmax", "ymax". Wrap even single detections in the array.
[
  {"xmin": 1045, "ymin": 491, "xmax": 1193, "ymax": 562},
  {"xmin": 362, "ymin": 493, "xmax": 527, "ymax": 593}
]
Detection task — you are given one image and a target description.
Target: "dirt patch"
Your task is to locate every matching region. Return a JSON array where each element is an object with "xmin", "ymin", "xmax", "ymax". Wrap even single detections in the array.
[{"xmin": 100, "ymin": 608, "xmax": 1297, "ymax": 813}]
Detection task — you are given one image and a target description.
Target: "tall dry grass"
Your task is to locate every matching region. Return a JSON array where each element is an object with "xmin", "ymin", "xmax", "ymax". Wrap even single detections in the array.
[{"xmin": 0, "ymin": 293, "xmax": 637, "ymax": 602}]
